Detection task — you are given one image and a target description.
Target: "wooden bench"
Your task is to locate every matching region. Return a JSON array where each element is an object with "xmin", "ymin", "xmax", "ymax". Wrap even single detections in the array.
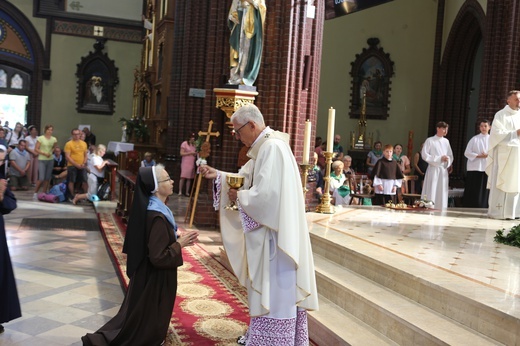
[
  {"xmin": 116, "ymin": 170, "xmax": 137, "ymax": 222},
  {"xmin": 105, "ymin": 159, "xmax": 118, "ymax": 201}
]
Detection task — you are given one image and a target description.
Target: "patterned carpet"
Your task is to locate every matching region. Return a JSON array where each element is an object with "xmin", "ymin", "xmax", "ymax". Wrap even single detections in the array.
[{"xmin": 97, "ymin": 213, "xmax": 250, "ymax": 345}]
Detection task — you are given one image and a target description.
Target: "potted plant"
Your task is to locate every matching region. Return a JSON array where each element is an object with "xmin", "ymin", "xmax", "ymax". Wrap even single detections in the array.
[{"xmin": 119, "ymin": 117, "xmax": 149, "ymax": 143}]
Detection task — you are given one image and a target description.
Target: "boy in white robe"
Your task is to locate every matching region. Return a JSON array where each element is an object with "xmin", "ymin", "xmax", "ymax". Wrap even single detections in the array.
[
  {"xmin": 200, "ymin": 104, "xmax": 318, "ymax": 346},
  {"xmin": 486, "ymin": 90, "xmax": 520, "ymax": 219},
  {"xmin": 421, "ymin": 121, "xmax": 454, "ymax": 209}
]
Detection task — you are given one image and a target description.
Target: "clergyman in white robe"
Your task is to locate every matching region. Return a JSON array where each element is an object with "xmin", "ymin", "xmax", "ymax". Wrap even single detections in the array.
[
  {"xmin": 421, "ymin": 123, "xmax": 453, "ymax": 209},
  {"xmin": 202, "ymin": 111, "xmax": 318, "ymax": 345},
  {"xmin": 486, "ymin": 93, "xmax": 520, "ymax": 219}
]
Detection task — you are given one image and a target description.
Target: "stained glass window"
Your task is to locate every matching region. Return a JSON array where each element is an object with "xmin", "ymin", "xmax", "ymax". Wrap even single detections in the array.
[
  {"xmin": 11, "ymin": 74, "xmax": 23, "ymax": 89},
  {"xmin": 0, "ymin": 70, "xmax": 6, "ymax": 88}
]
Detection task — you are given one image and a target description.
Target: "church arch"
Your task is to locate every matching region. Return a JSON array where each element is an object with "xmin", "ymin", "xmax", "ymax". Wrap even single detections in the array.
[
  {"xmin": 429, "ymin": 0, "xmax": 485, "ymax": 178},
  {"xmin": 0, "ymin": 2, "xmax": 45, "ymax": 128}
]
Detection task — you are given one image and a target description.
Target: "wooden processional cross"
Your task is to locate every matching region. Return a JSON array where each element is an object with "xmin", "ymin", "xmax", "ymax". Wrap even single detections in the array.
[{"xmin": 186, "ymin": 120, "xmax": 220, "ymax": 227}]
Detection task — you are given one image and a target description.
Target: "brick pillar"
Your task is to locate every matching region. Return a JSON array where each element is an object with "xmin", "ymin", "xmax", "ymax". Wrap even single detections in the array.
[
  {"xmin": 168, "ymin": 1, "xmax": 325, "ymax": 227},
  {"xmin": 478, "ymin": 0, "xmax": 520, "ymax": 119}
]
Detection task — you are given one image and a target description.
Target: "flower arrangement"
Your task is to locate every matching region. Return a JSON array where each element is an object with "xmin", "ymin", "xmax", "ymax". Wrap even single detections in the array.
[
  {"xmin": 495, "ymin": 224, "xmax": 520, "ymax": 248},
  {"xmin": 119, "ymin": 117, "xmax": 149, "ymax": 142},
  {"xmin": 194, "ymin": 140, "xmax": 212, "ymax": 167},
  {"xmin": 413, "ymin": 198, "xmax": 434, "ymax": 208}
]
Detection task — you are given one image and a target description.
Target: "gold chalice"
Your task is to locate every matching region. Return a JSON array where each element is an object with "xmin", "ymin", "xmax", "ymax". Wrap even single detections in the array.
[{"xmin": 225, "ymin": 174, "xmax": 244, "ymax": 210}]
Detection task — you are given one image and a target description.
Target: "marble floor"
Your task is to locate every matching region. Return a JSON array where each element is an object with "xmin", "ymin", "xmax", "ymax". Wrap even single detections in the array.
[
  {"xmin": 0, "ymin": 190, "xmax": 221, "ymax": 345},
  {"xmin": 309, "ymin": 206, "xmax": 520, "ymax": 301},
  {"xmin": 309, "ymin": 206, "xmax": 520, "ymax": 322},
  {"xmin": 2, "ymin": 189, "xmax": 520, "ymax": 345}
]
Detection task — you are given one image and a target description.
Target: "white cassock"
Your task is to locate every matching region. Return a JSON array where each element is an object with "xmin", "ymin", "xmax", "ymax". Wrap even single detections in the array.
[
  {"xmin": 421, "ymin": 135, "xmax": 453, "ymax": 209},
  {"xmin": 486, "ymin": 105, "xmax": 520, "ymax": 219},
  {"xmin": 214, "ymin": 128, "xmax": 319, "ymax": 345}
]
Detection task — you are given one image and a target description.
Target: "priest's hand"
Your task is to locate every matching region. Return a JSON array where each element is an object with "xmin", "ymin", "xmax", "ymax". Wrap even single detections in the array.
[
  {"xmin": 376, "ymin": 184, "xmax": 383, "ymax": 192},
  {"xmin": 228, "ymin": 188, "xmax": 238, "ymax": 203},
  {"xmin": 200, "ymin": 165, "xmax": 217, "ymax": 179}
]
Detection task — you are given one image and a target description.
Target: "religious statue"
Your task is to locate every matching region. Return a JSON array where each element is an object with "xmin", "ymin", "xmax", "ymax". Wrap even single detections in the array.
[
  {"xmin": 228, "ymin": 0, "xmax": 267, "ymax": 86},
  {"xmin": 121, "ymin": 121, "xmax": 127, "ymax": 143}
]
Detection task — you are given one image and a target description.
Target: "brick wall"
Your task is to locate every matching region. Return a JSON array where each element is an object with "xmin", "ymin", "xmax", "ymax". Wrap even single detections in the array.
[{"xmin": 167, "ymin": 1, "xmax": 325, "ymax": 227}]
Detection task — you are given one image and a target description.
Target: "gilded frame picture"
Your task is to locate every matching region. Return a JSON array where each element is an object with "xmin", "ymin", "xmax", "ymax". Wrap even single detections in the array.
[
  {"xmin": 76, "ymin": 39, "xmax": 119, "ymax": 115},
  {"xmin": 349, "ymin": 38, "xmax": 394, "ymax": 120}
]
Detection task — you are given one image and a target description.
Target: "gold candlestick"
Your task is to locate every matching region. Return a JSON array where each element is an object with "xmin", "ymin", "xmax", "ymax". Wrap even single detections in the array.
[
  {"xmin": 316, "ymin": 152, "xmax": 335, "ymax": 214},
  {"xmin": 300, "ymin": 163, "xmax": 312, "ymax": 212}
]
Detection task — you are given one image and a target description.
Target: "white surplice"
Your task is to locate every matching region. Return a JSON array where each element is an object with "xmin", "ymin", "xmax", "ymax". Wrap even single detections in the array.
[
  {"xmin": 214, "ymin": 129, "xmax": 318, "ymax": 345},
  {"xmin": 463, "ymin": 133, "xmax": 490, "ymax": 208},
  {"xmin": 421, "ymin": 135, "xmax": 453, "ymax": 209},
  {"xmin": 464, "ymin": 133, "xmax": 489, "ymax": 172},
  {"xmin": 486, "ymin": 105, "xmax": 520, "ymax": 219}
]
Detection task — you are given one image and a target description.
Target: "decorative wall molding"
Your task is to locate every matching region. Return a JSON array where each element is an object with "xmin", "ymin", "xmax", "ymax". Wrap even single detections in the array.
[{"xmin": 53, "ymin": 19, "xmax": 142, "ymax": 43}]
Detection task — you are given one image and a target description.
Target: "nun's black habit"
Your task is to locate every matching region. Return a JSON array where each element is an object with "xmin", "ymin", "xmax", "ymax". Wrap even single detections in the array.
[
  {"xmin": 0, "ymin": 155, "xmax": 21, "ymax": 330},
  {"xmin": 82, "ymin": 167, "xmax": 183, "ymax": 346}
]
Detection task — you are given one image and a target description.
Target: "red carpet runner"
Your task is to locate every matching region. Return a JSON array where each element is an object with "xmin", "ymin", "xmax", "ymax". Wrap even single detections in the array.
[{"xmin": 97, "ymin": 213, "xmax": 250, "ymax": 345}]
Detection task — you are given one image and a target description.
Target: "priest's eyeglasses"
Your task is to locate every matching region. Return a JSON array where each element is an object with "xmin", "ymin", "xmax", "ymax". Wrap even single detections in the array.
[
  {"xmin": 158, "ymin": 177, "xmax": 173, "ymax": 184},
  {"xmin": 234, "ymin": 122, "xmax": 249, "ymax": 137}
]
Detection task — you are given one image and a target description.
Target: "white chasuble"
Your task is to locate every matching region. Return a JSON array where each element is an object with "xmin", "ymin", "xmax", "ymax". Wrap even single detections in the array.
[
  {"xmin": 486, "ymin": 105, "xmax": 520, "ymax": 219},
  {"xmin": 215, "ymin": 130, "xmax": 318, "ymax": 318}
]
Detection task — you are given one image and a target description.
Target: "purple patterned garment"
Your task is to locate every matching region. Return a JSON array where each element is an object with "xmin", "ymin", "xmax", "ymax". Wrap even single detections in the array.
[
  {"xmin": 213, "ymin": 171, "xmax": 222, "ymax": 210},
  {"xmin": 245, "ymin": 310, "xmax": 309, "ymax": 346},
  {"xmin": 237, "ymin": 200, "xmax": 261, "ymax": 233}
]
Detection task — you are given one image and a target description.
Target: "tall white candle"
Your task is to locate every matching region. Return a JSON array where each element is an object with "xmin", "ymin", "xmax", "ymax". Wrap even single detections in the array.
[
  {"xmin": 302, "ymin": 120, "xmax": 311, "ymax": 164},
  {"xmin": 326, "ymin": 107, "xmax": 335, "ymax": 152}
]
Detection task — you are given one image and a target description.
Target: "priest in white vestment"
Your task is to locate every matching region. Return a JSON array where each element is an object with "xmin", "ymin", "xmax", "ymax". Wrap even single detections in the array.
[
  {"xmin": 486, "ymin": 90, "xmax": 520, "ymax": 219},
  {"xmin": 421, "ymin": 122, "xmax": 453, "ymax": 209},
  {"xmin": 200, "ymin": 104, "xmax": 318, "ymax": 346}
]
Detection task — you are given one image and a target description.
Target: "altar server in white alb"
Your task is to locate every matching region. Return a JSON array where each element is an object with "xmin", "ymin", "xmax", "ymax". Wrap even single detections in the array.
[
  {"xmin": 421, "ymin": 121, "xmax": 454, "ymax": 209},
  {"xmin": 486, "ymin": 90, "xmax": 520, "ymax": 219},
  {"xmin": 462, "ymin": 119, "xmax": 490, "ymax": 208},
  {"xmin": 200, "ymin": 104, "xmax": 318, "ymax": 346}
]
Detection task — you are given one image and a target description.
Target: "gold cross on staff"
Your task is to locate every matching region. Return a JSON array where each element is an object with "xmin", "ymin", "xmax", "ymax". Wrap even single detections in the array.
[
  {"xmin": 198, "ymin": 120, "xmax": 220, "ymax": 142},
  {"xmin": 187, "ymin": 120, "xmax": 220, "ymax": 227}
]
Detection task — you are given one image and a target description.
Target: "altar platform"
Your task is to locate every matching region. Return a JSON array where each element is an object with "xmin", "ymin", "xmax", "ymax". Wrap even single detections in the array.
[{"xmin": 306, "ymin": 206, "xmax": 520, "ymax": 345}]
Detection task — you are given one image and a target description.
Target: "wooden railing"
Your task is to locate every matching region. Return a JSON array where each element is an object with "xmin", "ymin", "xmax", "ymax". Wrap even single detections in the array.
[
  {"xmin": 105, "ymin": 159, "xmax": 118, "ymax": 201},
  {"xmin": 116, "ymin": 170, "xmax": 137, "ymax": 222}
]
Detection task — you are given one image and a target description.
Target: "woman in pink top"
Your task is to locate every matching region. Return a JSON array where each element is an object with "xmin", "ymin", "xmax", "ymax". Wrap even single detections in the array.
[{"xmin": 178, "ymin": 133, "xmax": 197, "ymax": 196}]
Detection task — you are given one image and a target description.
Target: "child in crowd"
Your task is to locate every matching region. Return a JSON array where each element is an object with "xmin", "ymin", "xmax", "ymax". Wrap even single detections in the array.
[
  {"xmin": 141, "ymin": 152, "xmax": 156, "ymax": 167},
  {"xmin": 371, "ymin": 144, "xmax": 404, "ymax": 205}
]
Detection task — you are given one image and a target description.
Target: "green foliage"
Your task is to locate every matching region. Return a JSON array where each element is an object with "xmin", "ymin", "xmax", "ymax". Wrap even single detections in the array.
[
  {"xmin": 494, "ymin": 224, "xmax": 520, "ymax": 248},
  {"xmin": 194, "ymin": 136, "xmax": 203, "ymax": 153},
  {"xmin": 119, "ymin": 117, "xmax": 149, "ymax": 140}
]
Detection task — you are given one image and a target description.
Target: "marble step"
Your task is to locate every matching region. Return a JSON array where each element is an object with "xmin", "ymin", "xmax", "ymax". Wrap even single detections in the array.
[
  {"xmin": 309, "ymin": 229, "xmax": 520, "ymax": 345},
  {"xmin": 308, "ymin": 295, "xmax": 398, "ymax": 346},
  {"xmin": 313, "ymin": 254, "xmax": 503, "ymax": 345}
]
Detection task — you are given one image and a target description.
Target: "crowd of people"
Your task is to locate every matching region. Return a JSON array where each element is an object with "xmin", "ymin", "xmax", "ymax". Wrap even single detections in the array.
[
  {"xmin": 311, "ymin": 101, "xmax": 508, "ymax": 215},
  {"xmin": 0, "ymin": 122, "xmax": 105, "ymax": 203}
]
